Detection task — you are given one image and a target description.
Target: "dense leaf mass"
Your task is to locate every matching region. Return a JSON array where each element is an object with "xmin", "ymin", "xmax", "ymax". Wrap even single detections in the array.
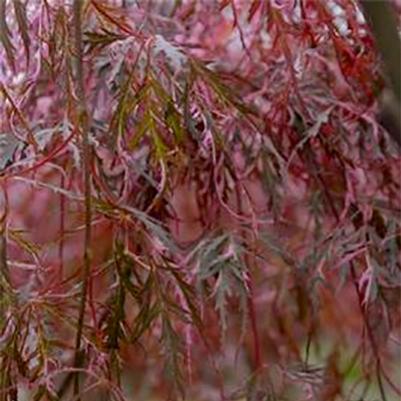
[{"xmin": 0, "ymin": 1, "xmax": 400, "ymax": 400}]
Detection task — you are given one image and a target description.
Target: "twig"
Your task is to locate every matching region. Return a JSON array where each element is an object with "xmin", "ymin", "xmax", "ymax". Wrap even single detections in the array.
[{"xmin": 72, "ymin": 0, "xmax": 93, "ymax": 399}]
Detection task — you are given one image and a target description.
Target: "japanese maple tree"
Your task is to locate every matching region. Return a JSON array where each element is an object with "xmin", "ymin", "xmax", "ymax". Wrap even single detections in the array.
[{"xmin": 0, "ymin": 1, "xmax": 400, "ymax": 401}]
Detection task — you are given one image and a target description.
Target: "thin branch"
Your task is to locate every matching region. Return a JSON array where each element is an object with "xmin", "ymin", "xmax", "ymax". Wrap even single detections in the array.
[
  {"xmin": 0, "ymin": 184, "xmax": 11, "ymax": 300},
  {"xmin": 72, "ymin": 0, "xmax": 93, "ymax": 399}
]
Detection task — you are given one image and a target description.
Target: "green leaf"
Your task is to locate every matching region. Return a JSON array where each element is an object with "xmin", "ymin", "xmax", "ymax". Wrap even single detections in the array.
[
  {"xmin": 129, "ymin": 110, "xmax": 151, "ymax": 149},
  {"xmin": 132, "ymin": 208, "xmax": 179, "ymax": 253},
  {"xmin": 119, "ymin": 269, "xmax": 141, "ymax": 301},
  {"xmin": 151, "ymin": 128, "xmax": 168, "ymax": 159},
  {"xmin": 130, "ymin": 272, "xmax": 161, "ymax": 343},
  {"xmin": 194, "ymin": 235, "xmax": 249, "ymax": 338},
  {"xmin": 131, "ymin": 300, "xmax": 161, "ymax": 343},
  {"xmin": 106, "ymin": 266, "xmax": 127, "ymax": 349},
  {"xmin": 192, "ymin": 61, "xmax": 255, "ymax": 115},
  {"xmin": 160, "ymin": 316, "xmax": 185, "ymax": 398},
  {"xmin": 112, "ymin": 73, "xmax": 149, "ymax": 147},
  {"xmin": 84, "ymin": 28, "xmax": 125, "ymax": 53},
  {"xmin": 169, "ymin": 269, "xmax": 203, "ymax": 329},
  {"xmin": 165, "ymin": 101, "xmax": 184, "ymax": 143},
  {"xmin": 150, "ymin": 76, "xmax": 170, "ymax": 103}
]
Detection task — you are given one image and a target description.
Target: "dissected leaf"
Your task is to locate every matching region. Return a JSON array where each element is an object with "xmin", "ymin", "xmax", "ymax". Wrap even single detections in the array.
[
  {"xmin": 13, "ymin": 0, "xmax": 30, "ymax": 65},
  {"xmin": 84, "ymin": 28, "xmax": 125, "ymax": 53},
  {"xmin": 0, "ymin": 133, "xmax": 22, "ymax": 170},
  {"xmin": 0, "ymin": 0, "xmax": 15, "ymax": 70},
  {"xmin": 153, "ymin": 34, "xmax": 187, "ymax": 72},
  {"xmin": 165, "ymin": 101, "xmax": 184, "ymax": 143}
]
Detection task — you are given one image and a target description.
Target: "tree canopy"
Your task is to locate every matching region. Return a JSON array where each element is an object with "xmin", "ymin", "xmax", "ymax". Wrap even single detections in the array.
[{"xmin": 0, "ymin": 1, "xmax": 400, "ymax": 400}]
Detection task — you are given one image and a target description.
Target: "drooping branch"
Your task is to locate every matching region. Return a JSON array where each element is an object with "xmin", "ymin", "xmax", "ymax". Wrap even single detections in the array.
[
  {"xmin": 72, "ymin": 0, "xmax": 93, "ymax": 398},
  {"xmin": 0, "ymin": 185, "xmax": 11, "ymax": 303}
]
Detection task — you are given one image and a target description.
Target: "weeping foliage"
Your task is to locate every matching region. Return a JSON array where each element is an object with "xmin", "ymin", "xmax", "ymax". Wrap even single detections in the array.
[{"xmin": 0, "ymin": 1, "xmax": 400, "ymax": 401}]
